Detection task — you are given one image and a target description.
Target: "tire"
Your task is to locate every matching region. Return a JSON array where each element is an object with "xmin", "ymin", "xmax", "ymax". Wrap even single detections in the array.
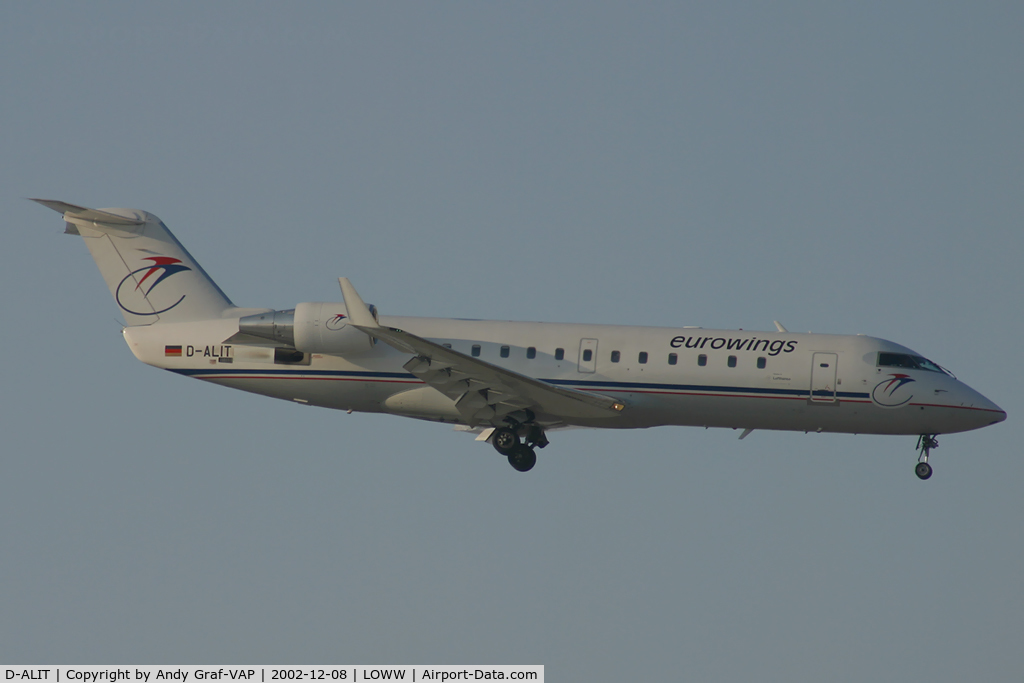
[
  {"xmin": 915, "ymin": 462, "xmax": 933, "ymax": 480},
  {"xmin": 508, "ymin": 444, "xmax": 537, "ymax": 472},
  {"xmin": 492, "ymin": 427, "xmax": 519, "ymax": 455}
]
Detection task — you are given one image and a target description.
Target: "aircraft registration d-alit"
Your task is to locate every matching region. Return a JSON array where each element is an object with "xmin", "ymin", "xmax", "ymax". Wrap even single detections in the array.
[{"xmin": 35, "ymin": 199, "xmax": 1006, "ymax": 478}]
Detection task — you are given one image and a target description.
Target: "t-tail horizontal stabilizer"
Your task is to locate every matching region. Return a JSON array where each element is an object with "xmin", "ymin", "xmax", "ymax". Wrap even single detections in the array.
[
  {"xmin": 31, "ymin": 199, "xmax": 145, "ymax": 233},
  {"xmin": 33, "ymin": 198, "xmax": 235, "ymax": 325}
]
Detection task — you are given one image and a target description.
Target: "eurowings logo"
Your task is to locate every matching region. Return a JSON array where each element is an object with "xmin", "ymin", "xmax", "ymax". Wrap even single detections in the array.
[
  {"xmin": 115, "ymin": 256, "xmax": 192, "ymax": 315},
  {"xmin": 325, "ymin": 313, "xmax": 348, "ymax": 330},
  {"xmin": 871, "ymin": 373, "xmax": 915, "ymax": 408}
]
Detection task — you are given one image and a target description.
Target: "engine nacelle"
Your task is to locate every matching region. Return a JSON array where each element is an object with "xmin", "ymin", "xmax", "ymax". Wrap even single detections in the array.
[
  {"xmin": 293, "ymin": 301, "xmax": 376, "ymax": 355},
  {"xmin": 238, "ymin": 302, "xmax": 377, "ymax": 356}
]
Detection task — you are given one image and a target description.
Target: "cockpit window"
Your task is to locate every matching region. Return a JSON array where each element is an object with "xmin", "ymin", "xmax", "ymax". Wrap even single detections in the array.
[{"xmin": 877, "ymin": 352, "xmax": 948, "ymax": 374}]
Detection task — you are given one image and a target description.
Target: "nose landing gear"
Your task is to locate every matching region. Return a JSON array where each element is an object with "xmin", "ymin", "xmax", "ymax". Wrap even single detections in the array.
[{"xmin": 915, "ymin": 434, "xmax": 938, "ymax": 480}]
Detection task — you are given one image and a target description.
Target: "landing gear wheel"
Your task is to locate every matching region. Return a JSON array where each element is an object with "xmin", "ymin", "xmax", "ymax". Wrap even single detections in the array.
[
  {"xmin": 915, "ymin": 461, "xmax": 933, "ymax": 480},
  {"xmin": 508, "ymin": 444, "xmax": 537, "ymax": 472},
  {"xmin": 491, "ymin": 427, "xmax": 520, "ymax": 456}
]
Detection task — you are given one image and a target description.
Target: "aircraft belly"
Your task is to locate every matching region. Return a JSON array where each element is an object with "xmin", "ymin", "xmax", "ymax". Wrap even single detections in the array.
[
  {"xmin": 200, "ymin": 375, "xmax": 395, "ymax": 413},
  {"xmin": 190, "ymin": 367, "xmax": 994, "ymax": 437},
  {"xmin": 653, "ymin": 394, "xmax": 988, "ymax": 435},
  {"xmin": 561, "ymin": 389, "xmax": 981, "ymax": 436}
]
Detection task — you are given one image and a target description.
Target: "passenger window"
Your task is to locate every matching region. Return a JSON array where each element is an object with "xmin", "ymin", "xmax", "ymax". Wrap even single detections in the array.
[
  {"xmin": 527, "ymin": 347, "xmax": 536, "ymax": 359},
  {"xmin": 611, "ymin": 350, "xmax": 620, "ymax": 363},
  {"xmin": 555, "ymin": 348, "xmax": 564, "ymax": 361},
  {"xmin": 582, "ymin": 349, "xmax": 593, "ymax": 362},
  {"xmin": 728, "ymin": 355, "xmax": 737, "ymax": 368},
  {"xmin": 668, "ymin": 353, "xmax": 678, "ymax": 365},
  {"xmin": 638, "ymin": 352, "xmax": 648, "ymax": 364},
  {"xmin": 472, "ymin": 344, "xmax": 481, "ymax": 357},
  {"xmin": 500, "ymin": 345, "xmax": 510, "ymax": 358},
  {"xmin": 757, "ymin": 357, "xmax": 767, "ymax": 369},
  {"xmin": 698, "ymin": 354, "xmax": 707, "ymax": 367}
]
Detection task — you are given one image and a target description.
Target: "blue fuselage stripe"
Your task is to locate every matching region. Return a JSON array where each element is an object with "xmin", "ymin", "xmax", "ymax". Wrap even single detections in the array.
[{"xmin": 169, "ymin": 367, "xmax": 871, "ymax": 400}]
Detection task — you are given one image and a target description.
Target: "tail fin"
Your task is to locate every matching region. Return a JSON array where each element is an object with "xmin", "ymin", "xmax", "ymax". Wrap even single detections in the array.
[{"xmin": 33, "ymin": 199, "xmax": 234, "ymax": 325}]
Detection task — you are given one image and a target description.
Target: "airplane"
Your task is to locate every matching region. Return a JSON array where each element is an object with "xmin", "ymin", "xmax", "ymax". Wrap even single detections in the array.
[{"xmin": 34, "ymin": 199, "xmax": 1006, "ymax": 478}]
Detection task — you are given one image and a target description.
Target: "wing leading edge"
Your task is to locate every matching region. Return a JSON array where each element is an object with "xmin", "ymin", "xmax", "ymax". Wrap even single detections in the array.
[{"xmin": 338, "ymin": 278, "xmax": 626, "ymax": 425}]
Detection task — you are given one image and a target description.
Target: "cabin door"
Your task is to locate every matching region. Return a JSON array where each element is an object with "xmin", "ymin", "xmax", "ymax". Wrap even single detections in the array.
[{"xmin": 810, "ymin": 352, "xmax": 838, "ymax": 403}]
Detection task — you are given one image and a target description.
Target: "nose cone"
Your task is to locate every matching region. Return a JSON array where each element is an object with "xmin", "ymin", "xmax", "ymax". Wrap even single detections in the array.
[{"xmin": 964, "ymin": 385, "xmax": 1006, "ymax": 428}]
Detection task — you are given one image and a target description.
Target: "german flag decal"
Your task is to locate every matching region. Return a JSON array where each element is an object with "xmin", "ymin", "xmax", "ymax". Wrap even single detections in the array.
[{"xmin": 165, "ymin": 345, "xmax": 183, "ymax": 357}]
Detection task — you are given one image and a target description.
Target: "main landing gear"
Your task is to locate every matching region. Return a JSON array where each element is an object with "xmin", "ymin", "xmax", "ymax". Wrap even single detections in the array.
[
  {"xmin": 915, "ymin": 434, "xmax": 939, "ymax": 480},
  {"xmin": 491, "ymin": 423, "xmax": 548, "ymax": 472}
]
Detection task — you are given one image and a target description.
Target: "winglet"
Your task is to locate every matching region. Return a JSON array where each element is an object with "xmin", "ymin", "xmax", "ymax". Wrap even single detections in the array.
[
  {"xmin": 774, "ymin": 321, "xmax": 789, "ymax": 333},
  {"xmin": 338, "ymin": 278, "xmax": 379, "ymax": 328}
]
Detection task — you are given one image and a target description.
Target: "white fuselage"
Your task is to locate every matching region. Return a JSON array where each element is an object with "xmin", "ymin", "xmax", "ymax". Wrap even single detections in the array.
[
  {"xmin": 123, "ymin": 315, "xmax": 1005, "ymax": 437},
  {"xmin": 32, "ymin": 198, "xmax": 1005, "ymax": 477}
]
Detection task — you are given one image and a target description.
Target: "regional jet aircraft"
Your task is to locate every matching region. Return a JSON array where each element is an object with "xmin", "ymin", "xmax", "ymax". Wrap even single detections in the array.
[{"xmin": 34, "ymin": 199, "xmax": 1006, "ymax": 478}]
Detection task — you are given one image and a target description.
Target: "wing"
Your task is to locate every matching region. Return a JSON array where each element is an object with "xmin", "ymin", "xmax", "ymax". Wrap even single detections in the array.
[{"xmin": 338, "ymin": 278, "xmax": 626, "ymax": 426}]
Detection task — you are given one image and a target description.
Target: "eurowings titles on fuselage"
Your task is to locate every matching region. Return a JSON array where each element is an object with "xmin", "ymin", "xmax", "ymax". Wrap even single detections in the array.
[{"xmin": 670, "ymin": 334, "xmax": 798, "ymax": 355}]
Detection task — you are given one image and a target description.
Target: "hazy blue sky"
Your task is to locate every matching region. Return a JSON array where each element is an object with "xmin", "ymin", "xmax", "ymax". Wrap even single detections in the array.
[{"xmin": 2, "ymin": 3, "xmax": 1022, "ymax": 680}]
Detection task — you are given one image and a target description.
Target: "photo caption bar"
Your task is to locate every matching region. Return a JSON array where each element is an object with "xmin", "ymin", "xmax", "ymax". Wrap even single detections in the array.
[{"xmin": 2, "ymin": 667, "xmax": 542, "ymax": 683}]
